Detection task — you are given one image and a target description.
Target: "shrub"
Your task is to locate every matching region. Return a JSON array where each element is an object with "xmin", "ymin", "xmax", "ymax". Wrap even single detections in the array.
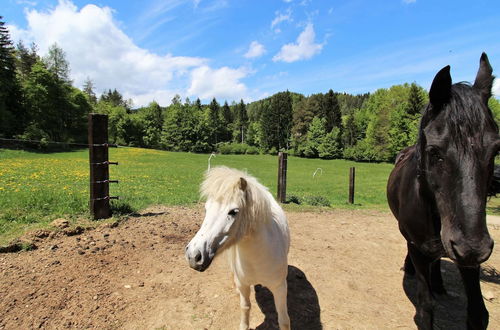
[{"xmin": 302, "ymin": 195, "xmax": 331, "ymax": 207}]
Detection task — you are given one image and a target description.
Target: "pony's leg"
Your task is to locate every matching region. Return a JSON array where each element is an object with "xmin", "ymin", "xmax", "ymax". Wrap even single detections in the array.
[
  {"xmin": 408, "ymin": 243, "xmax": 434, "ymax": 330},
  {"xmin": 430, "ymin": 259, "xmax": 446, "ymax": 295},
  {"xmin": 271, "ymin": 281, "xmax": 290, "ymax": 330},
  {"xmin": 458, "ymin": 265, "xmax": 488, "ymax": 330},
  {"xmin": 236, "ymin": 283, "xmax": 251, "ymax": 330}
]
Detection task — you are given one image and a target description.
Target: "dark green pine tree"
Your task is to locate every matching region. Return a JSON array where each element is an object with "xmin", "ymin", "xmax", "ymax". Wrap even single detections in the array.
[
  {"xmin": 406, "ymin": 83, "xmax": 425, "ymax": 116},
  {"xmin": 220, "ymin": 101, "xmax": 232, "ymax": 142},
  {"xmin": 208, "ymin": 97, "xmax": 222, "ymax": 146},
  {"xmin": 195, "ymin": 98, "xmax": 202, "ymax": 111},
  {"xmin": 0, "ymin": 16, "xmax": 24, "ymax": 137},
  {"xmin": 261, "ymin": 91, "xmax": 293, "ymax": 151},
  {"xmin": 236, "ymin": 99, "xmax": 248, "ymax": 143},
  {"xmin": 324, "ymin": 89, "xmax": 341, "ymax": 132},
  {"xmin": 15, "ymin": 41, "xmax": 39, "ymax": 80}
]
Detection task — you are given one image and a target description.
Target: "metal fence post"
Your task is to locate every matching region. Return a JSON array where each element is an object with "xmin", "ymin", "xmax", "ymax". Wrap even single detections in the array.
[{"xmin": 277, "ymin": 152, "xmax": 288, "ymax": 203}]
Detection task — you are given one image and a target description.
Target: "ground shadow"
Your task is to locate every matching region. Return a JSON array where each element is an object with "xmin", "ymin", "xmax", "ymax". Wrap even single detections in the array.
[
  {"xmin": 403, "ymin": 259, "xmax": 499, "ymax": 329},
  {"xmin": 254, "ymin": 265, "xmax": 322, "ymax": 330}
]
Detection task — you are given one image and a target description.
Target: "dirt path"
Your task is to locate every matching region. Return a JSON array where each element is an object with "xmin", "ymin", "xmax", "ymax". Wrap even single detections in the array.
[{"xmin": 0, "ymin": 206, "xmax": 499, "ymax": 329}]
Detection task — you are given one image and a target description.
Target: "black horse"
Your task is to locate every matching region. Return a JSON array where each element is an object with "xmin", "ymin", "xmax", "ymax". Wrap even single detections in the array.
[{"xmin": 387, "ymin": 53, "xmax": 499, "ymax": 330}]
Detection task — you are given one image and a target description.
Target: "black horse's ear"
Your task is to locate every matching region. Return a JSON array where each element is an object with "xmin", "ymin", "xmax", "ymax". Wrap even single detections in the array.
[
  {"xmin": 429, "ymin": 65, "xmax": 452, "ymax": 108},
  {"xmin": 473, "ymin": 52, "xmax": 493, "ymax": 103},
  {"xmin": 239, "ymin": 177, "xmax": 247, "ymax": 191}
]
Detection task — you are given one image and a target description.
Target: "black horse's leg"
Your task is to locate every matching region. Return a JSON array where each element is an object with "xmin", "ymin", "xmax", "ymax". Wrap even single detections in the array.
[
  {"xmin": 458, "ymin": 265, "xmax": 488, "ymax": 330},
  {"xmin": 404, "ymin": 245, "xmax": 416, "ymax": 275},
  {"xmin": 408, "ymin": 243, "xmax": 434, "ymax": 330},
  {"xmin": 430, "ymin": 259, "xmax": 446, "ymax": 295}
]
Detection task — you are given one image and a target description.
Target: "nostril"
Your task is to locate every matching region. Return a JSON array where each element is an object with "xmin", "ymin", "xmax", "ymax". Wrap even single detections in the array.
[
  {"xmin": 185, "ymin": 245, "xmax": 189, "ymax": 251},
  {"xmin": 194, "ymin": 251, "xmax": 202, "ymax": 263}
]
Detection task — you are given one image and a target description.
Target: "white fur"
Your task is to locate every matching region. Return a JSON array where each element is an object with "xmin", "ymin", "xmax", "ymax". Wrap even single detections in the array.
[{"xmin": 186, "ymin": 166, "xmax": 290, "ymax": 330}]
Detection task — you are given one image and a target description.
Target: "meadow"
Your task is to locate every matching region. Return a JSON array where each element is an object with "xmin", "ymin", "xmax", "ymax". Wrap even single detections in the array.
[{"xmin": 1, "ymin": 147, "xmax": 499, "ymax": 245}]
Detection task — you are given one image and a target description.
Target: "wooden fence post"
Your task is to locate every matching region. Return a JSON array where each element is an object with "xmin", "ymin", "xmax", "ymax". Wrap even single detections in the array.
[
  {"xmin": 349, "ymin": 167, "xmax": 355, "ymax": 204},
  {"xmin": 89, "ymin": 113, "xmax": 111, "ymax": 219},
  {"xmin": 277, "ymin": 152, "xmax": 288, "ymax": 203}
]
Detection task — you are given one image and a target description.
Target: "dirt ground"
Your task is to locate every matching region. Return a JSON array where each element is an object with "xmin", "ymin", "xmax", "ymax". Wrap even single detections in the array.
[{"xmin": 0, "ymin": 206, "xmax": 499, "ymax": 330}]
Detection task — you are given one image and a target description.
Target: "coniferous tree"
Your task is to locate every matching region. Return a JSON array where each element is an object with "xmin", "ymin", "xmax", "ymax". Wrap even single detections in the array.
[
  {"xmin": 407, "ymin": 82, "xmax": 425, "ymax": 116},
  {"xmin": 324, "ymin": 89, "xmax": 341, "ymax": 132},
  {"xmin": 83, "ymin": 78, "xmax": 97, "ymax": 105},
  {"xmin": 15, "ymin": 41, "xmax": 38, "ymax": 80},
  {"xmin": 208, "ymin": 98, "xmax": 222, "ymax": 146},
  {"xmin": 44, "ymin": 43, "xmax": 71, "ymax": 83},
  {"xmin": 261, "ymin": 91, "xmax": 292, "ymax": 151},
  {"xmin": 0, "ymin": 16, "xmax": 23, "ymax": 137},
  {"xmin": 235, "ymin": 99, "xmax": 248, "ymax": 143}
]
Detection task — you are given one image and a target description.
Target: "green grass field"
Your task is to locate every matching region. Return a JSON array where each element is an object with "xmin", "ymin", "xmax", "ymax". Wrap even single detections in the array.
[{"xmin": 1, "ymin": 147, "xmax": 499, "ymax": 245}]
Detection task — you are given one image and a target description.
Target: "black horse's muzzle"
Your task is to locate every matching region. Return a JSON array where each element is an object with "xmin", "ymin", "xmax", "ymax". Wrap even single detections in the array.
[{"xmin": 447, "ymin": 236, "xmax": 494, "ymax": 267}]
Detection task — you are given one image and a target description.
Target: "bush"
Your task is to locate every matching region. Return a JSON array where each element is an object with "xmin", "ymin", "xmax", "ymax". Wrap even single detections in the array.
[
  {"xmin": 286, "ymin": 195, "xmax": 302, "ymax": 205},
  {"xmin": 302, "ymin": 195, "xmax": 331, "ymax": 207},
  {"xmin": 343, "ymin": 140, "xmax": 381, "ymax": 162},
  {"xmin": 218, "ymin": 143, "xmax": 255, "ymax": 155},
  {"xmin": 245, "ymin": 146, "xmax": 260, "ymax": 155}
]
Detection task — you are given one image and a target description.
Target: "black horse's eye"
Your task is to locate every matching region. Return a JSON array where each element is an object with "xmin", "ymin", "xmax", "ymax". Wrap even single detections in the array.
[
  {"xmin": 427, "ymin": 146, "xmax": 443, "ymax": 163},
  {"xmin": 228, "ymin": 208, "xmax": 239, "ymax": 216}
]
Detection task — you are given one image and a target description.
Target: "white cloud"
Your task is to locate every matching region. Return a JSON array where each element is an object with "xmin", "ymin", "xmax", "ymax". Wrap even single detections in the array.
[
  {"xmin": 8, "ymin": 0, "xmax": 249, "ymax": 106},
  {"xmin": 271, "ymin": 8, "xmax": 292, "ymax": 29},
  {"xmin": 244, "ymin": 41, "xmax": 266, "ymax": 59},
  {"xmin": 187, "ymin": 66, "xmax": 249, "ymax": 101},
  {"xmin": 283, "ymin": 0, "xmax": 293, "ymax": 2},
  {"xmin": 493, "ymin": 78, "xmax": 500, "ymax": 98},
  {"xmin": 402, "ymin": 0, "xmax": 416, "ymax": 4},
  {"xmin": 273, "ymin": 23, "xmax": 324, "ymax": 63}
]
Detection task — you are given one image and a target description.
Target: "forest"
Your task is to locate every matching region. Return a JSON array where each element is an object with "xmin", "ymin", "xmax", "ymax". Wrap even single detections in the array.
[{"xmin": 1, "ymin": 17, "xmax": 499, "ymax": 163}]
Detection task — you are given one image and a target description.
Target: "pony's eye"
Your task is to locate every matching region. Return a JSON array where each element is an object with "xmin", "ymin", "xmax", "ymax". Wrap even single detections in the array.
[{"xmin": 228, "ymin": 209, "xmax": 239, "ymax": 216}]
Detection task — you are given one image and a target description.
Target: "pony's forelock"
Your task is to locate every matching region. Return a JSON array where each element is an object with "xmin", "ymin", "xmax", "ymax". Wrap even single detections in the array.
[{"xmin": 201, "ymin": 166, "xmax": 273, "ymax": 237}]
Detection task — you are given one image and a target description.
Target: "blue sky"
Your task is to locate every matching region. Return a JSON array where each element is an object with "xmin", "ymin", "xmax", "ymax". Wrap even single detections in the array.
[{"xmin": 4, "ymin": 0, "xmax": 500, "ymax": 106}]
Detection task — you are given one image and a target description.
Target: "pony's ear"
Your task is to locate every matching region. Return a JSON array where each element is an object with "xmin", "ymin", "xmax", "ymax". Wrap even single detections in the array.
[
  {"xmin": 429, "ymin": 65, "xmax": 452, "ymax": 108},
  {"xmin": 473, "ymin": 52, "xmax": 493, "ymax": 103},
  {"xmin": 239, "ymin": 177, "xmax": 247, "ymax": 191}
]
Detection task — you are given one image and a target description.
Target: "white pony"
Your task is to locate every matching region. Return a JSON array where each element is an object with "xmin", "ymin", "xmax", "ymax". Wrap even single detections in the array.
[{"xmin": 185, "ymin": 166, "xmax": 291, "ymax": 330}]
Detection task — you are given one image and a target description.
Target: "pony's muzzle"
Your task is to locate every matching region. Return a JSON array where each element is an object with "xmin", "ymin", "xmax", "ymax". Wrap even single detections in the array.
[{"xmin": 185, "ymin": 244, "xmax": 213, "ymax": 272}]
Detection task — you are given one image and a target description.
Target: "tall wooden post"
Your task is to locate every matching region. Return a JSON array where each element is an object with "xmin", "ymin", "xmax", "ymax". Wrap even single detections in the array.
[
  {"xmin": 349, "ymin": 167, "xmax": 356, "ymax": 204},
  {"xmin": 277, "ymin": 152, "xmax": 288, "ymax": 203},
  {"xmin": 89, "ymin": 114, "xmax": 111, "ymax": 219}
]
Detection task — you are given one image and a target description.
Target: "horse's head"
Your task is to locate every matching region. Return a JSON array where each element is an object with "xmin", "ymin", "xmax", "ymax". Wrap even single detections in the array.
[
  {"xmin": 418, "ymin": 53, "xmax": 499, "ymax": 266},
  {"xmin": 185, "ymin": 167, "xmax": 262, "ymax": 272}
]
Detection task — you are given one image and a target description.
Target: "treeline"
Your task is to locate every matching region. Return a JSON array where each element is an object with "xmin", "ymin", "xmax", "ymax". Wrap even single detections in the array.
[{"xmin": 2, "ymin": 17, "xmax": 500, "ymax": 162}]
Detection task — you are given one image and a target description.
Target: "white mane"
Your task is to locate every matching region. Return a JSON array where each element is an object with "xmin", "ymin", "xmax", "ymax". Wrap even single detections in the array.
[{"xmin": 201, "ymin": 166, "xmax": 273, "ymax": 236}]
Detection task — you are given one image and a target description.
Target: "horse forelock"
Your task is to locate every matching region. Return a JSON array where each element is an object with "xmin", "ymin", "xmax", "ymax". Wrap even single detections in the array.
[{"xmin": 201, "ymin": 166, "xmax": 272, "ymax": 234}]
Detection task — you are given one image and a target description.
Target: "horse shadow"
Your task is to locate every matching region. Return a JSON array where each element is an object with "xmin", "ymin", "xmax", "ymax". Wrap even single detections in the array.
[
  {"xmin": 403, "ymin": 259, "xmax": 500, "ymax": 329},
  {"xmin": 254, "ymin": 265, "xmax": 322, "ymax": 330}
]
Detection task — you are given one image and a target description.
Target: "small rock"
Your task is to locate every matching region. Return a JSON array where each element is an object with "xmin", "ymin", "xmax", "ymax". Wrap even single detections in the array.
[
  {"xmin": 483, "ymin": 291, "xmax": 495, "ymax": 301},
  {"xmin": 124, "ymin": 285, "xmax": 131, "ymax": 289},
  {"xmin": 51, "ymin": 218, "xmax": 69, "ymax": 229},
  {"xmin": 77, "ymin": 250, "xmax": 85, "ymax": 255},
  {"xmin": 138, "ymin": 282, "xmax": 144, "ymax": 287},
  {"xmin": 93, "ymin": 295, "xmax": 98, "ymax": 300},
  {"xmin": 50, "ymin": 245, "xmax": 58, "ymax": 251}
]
